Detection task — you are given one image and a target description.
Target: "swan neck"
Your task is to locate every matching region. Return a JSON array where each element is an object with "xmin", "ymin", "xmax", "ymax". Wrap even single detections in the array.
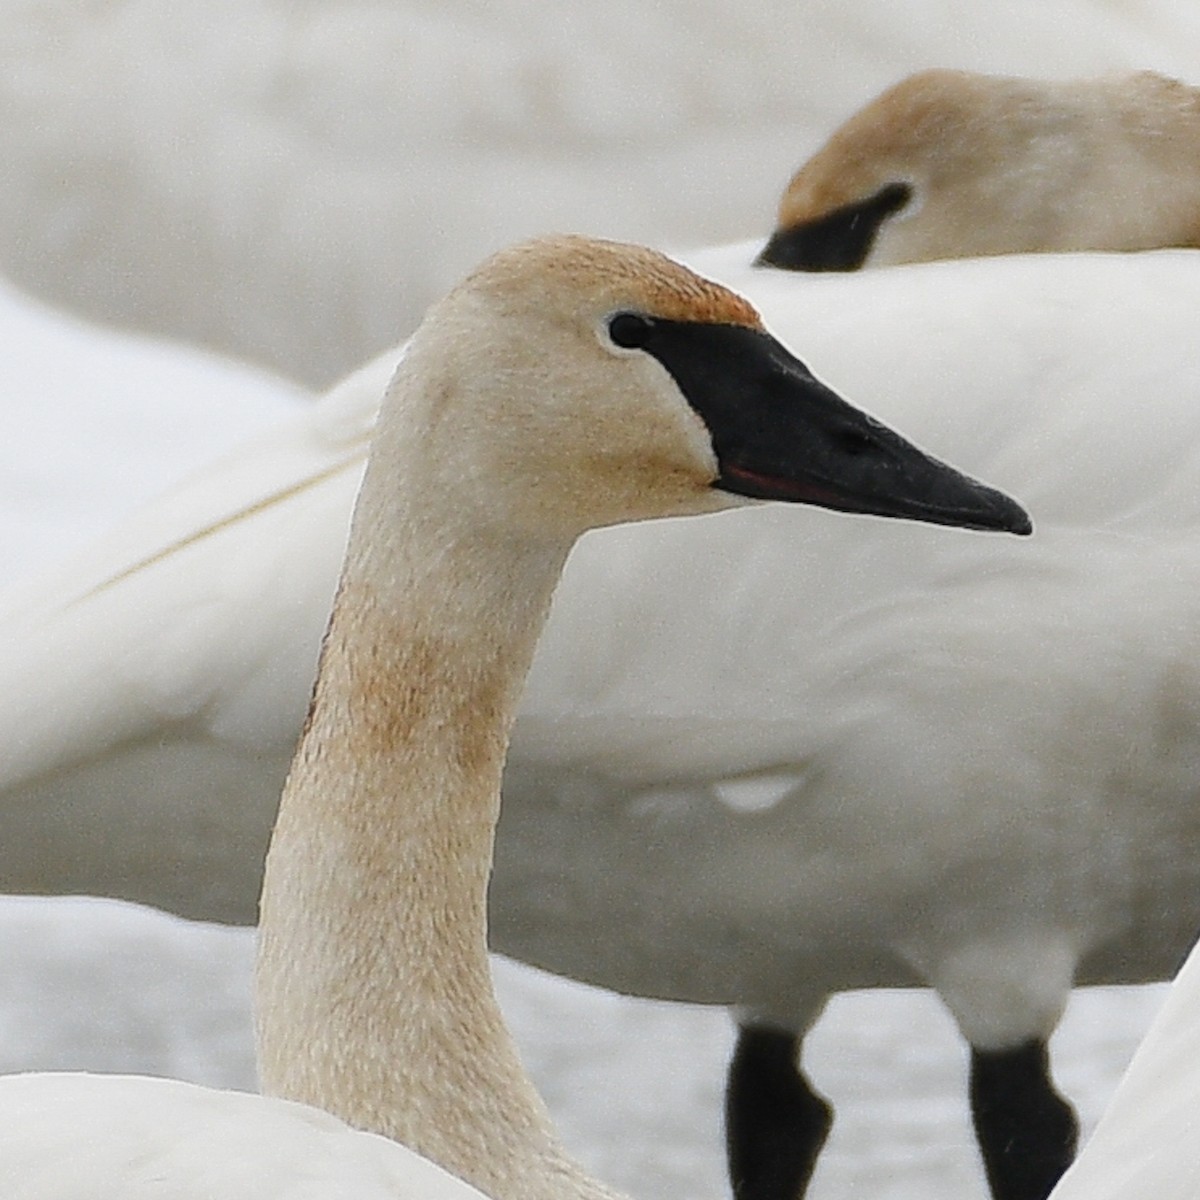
[{"xmin": 256, "ymin": 498, "xmax": 617, "ymax": 1199}]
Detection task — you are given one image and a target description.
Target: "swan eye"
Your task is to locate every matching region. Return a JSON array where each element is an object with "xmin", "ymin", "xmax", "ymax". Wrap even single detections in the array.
[{"xmin": 607, "ymin": 312, "xmax": 656, "ymax": 350}]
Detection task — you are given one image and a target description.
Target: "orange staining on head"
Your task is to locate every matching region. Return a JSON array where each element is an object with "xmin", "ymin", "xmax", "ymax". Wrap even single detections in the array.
[{"xmin": 462, "ymin": 234, "xmax": 764, "ymax": 330}]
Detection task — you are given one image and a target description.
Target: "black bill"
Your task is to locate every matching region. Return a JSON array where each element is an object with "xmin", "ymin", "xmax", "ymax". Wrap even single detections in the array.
[
  {"xmin": 636, "ymin": 317, "xmax": 1031, "ymax": 535},
  {"xmin": 756, "ymin": 183, "xmax": 912, "ymax": 272}
]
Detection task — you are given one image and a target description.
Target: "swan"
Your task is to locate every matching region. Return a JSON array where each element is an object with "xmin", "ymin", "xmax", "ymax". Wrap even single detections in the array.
[
  {"xmin": 758, "ymin": 68, "xmax": 1200, "ymax": 271},
  {"xmin": 0, "ymin": 234, "xmax": 1026, "ymax": 1197},
  {"xmin": 1045, "ymin": 936, "xmax": 1200, "ymax": 1200},
  {"xmin": 4, "ymin": 0, "xmax": 1199, "ymax": 385},
  {"xmin": 0, "ymin": 1073, "xmax": 491, "ymax": 1200},
  {"xmin": 4, "ymin": 242, "xmax": 1199, "ymax": 1200}
]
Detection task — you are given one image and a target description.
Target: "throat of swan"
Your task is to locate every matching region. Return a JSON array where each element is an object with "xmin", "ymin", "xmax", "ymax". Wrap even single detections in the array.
[{"xmin": 255, "ymin": 495, "xmax": 619, "ymax": 1200}]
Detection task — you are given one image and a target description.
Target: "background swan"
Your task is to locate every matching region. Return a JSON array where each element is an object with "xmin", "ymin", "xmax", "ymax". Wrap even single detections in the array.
[
  {"xmin": 758, "ymin": 69, "xmax": 1200, "ymax": 271},
  {"xmin": 0, "ymin": 236, "xmax": 1026, "ymax": 1197},
  {"xmin": 3, "ymin": 0, "xmax": 1200, "ymax": 384},
  {"xmin": 2, "ymin": 243, "xmax": 1198, "ymax": 1198}
]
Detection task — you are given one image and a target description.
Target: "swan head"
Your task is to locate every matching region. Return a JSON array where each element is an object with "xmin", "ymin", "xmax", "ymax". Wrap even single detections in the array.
[
  {"xmin": 757, "ymin": 69, "xmax": 1200, "ymax": 271},
  {"xmin": 381, "ymin": 234, "xmax": 1030, "ymax": 539}
]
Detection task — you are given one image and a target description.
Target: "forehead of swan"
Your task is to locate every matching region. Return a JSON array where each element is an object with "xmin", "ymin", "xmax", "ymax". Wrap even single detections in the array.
[
  {"xmin": 778, "ymin": 70, "xmax": 1006, "ymax": 221},
  {"xmin": 458, "ymin": 234, "xmax": 764, "ymax": 329}
]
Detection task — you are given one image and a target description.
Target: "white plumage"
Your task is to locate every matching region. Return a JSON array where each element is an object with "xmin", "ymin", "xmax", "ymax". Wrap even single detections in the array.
[
  {"xmin": 504, "ymin": 244, "xmax": 1200, "ymax": 1049},
  {"xmin": 1048, "ymin": 934, "xmax": 1200, "ymax": 1199},
  {"xmin": 0, "ymin": 277, "xmax": 304, "ymax": 577},
  {"xmin": 0, "ymin": 361, "xmax": 371, "ymax": 921},
  {"xmin": 0, "ymin": 1073, "xmax": 485, "ymax": 1200}
]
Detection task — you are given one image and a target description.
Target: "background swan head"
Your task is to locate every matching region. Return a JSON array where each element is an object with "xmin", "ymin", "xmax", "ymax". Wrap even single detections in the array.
[
  {"xmin": 758, "ymin": 69, "xmax": 1200, "ymax": 271},
  {"xmin": 378, "ymin": 234, "xmax": 1031, "ymax": 543}
]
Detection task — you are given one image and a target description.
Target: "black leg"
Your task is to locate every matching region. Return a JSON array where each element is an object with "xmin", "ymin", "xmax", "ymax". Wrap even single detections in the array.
[
  {"xmin": 969, "ymin": 1038, "xmax": 1078, "ymax": 1200},
  {"xmin": 725, "ymin": 1023, "xmax": 832, "ymax": 1200}
]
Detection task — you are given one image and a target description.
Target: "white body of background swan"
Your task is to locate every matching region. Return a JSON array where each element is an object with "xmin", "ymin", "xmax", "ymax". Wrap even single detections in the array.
[
  {"xmin": 4, "ymin": 0, "xmax": 1200, "ymax": 385},
  {"xmin": 4, "ymin": 244, "xmax": 1200, "ymax": 1195}
]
